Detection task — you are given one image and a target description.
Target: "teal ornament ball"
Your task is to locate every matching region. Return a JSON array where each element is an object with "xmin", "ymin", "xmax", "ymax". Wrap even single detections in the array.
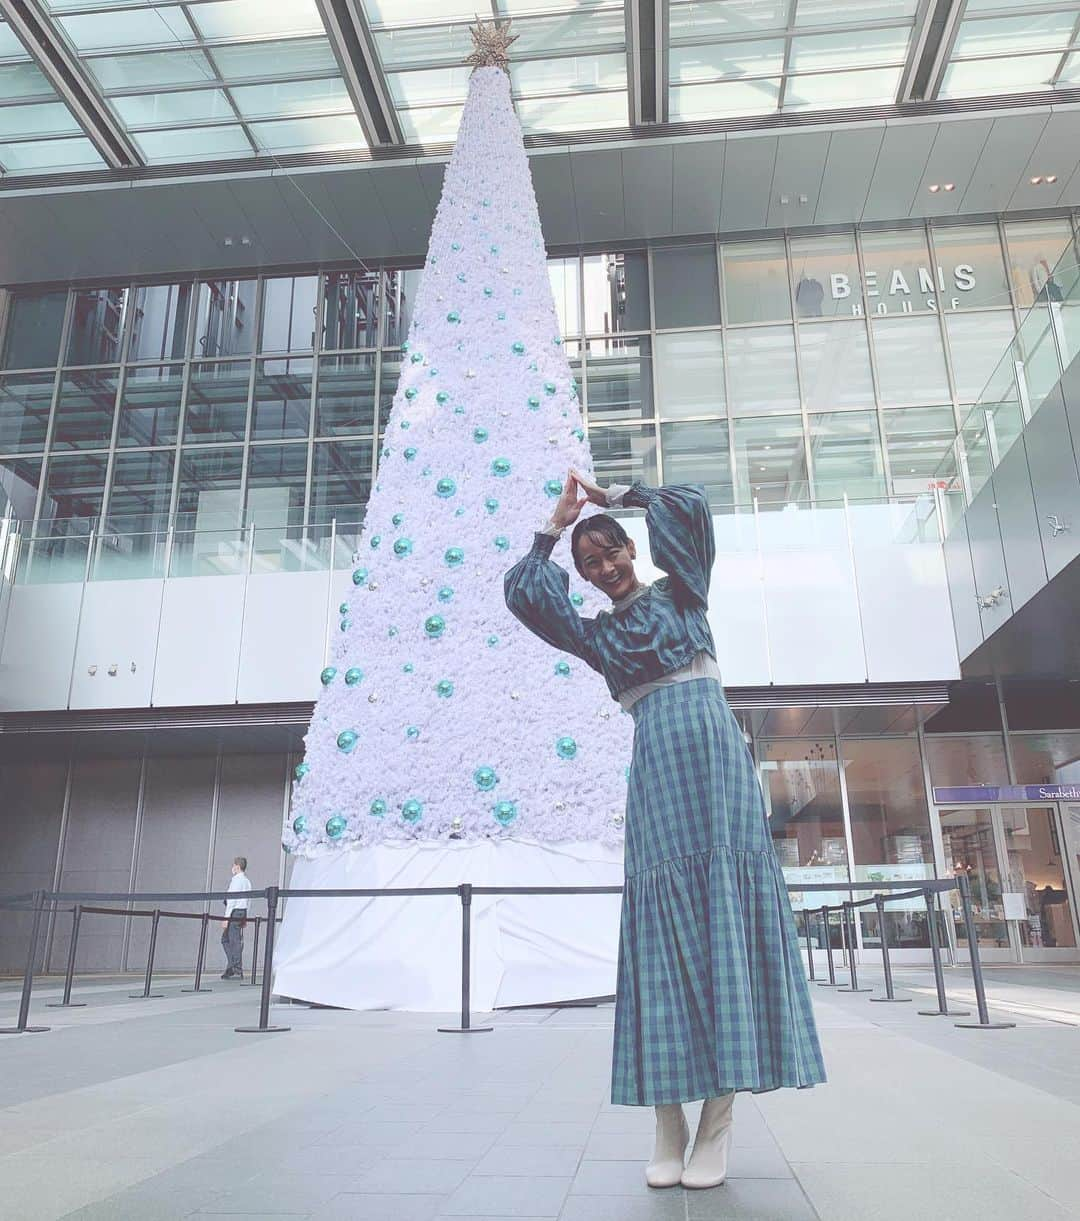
[
  {"xmin": 474, "ymin": 766, "xmax": 498, "ymax": 791},
  {"xmin": 494, "ymin": 535, "xmax": 509, "ymax": 552},
  {"xmin": 452, "ymin": 241, "xmax": 462, "ymax": 251},
  {"xmin": 485, "ymin": 497, "xmax": 499, "ymax": 514},
  {"xmin": 339, "ymin": 618, "xmax": 351, "ymax": 632},
  {"xmin": 444, "ymin": 546, "xmax": 464, "ymax": 568},
  {"xmin": 381, "ymin": 446, "xmax": 390, "ymax": 459},
  {"xmin": 453, "ymin": 405, "xmax": 465, "ymax": 415},
  {"xmin": 402, "ymin": 799, "xmax": 423, "ymax": 824},
  {"xmin": 402, "ymin": 341, "xmax": 411, "ymax": 352},
  {"xmin": 437, "ymin": 586, "xmax": 454, "ymax": 603},
  {"xmin": 486, "ymin": 634, "xmax": 499, "ymax": 647},
  {"xmin": 393, "ymin": 537, "xmax": 413, "ymax": 558},
  {"xmin": 497, "ymin": 310, "xmax": 506, "ymax": 320},
  {"xmin": 456, "ymin": 271, "xmax": 466, "ymax": 283},
  {"xmin": 556, "ymin": 736, "xmax": 578, "ymax": 760},
  {"xmin": 493, "ymin": 800, "xmax": 518, "ymax": 826},
  {"xmin": 454, "ymin": 506, "xmax": 465, "ymax": 516},
  {"xmin": 294, "ymin": 762, "xmax": 310, "ymax": 781},
  {"xmin": 422, "ymin": 467, "xmax": 432, "ymax": 476},
  {"xmin": 435, "ymin": 679, "xmax": 454, "ymax": 698},
  {"xmin": 405, "ymin": 387, "xmax": 417, "ymax": 400},
  {"xmin": 511, "ymin": 341, "xmax": 525, "ymax": 355},
  {"xmin": 544, "ymin": 479, "xmax": 563, "ymax": 497},
  {"xmin": 424, "ymin": 614, "xmax": 446, "ymax": 638},
  {"xmin": 336, "ymin": 730, "xmax": 358, "ymax": 753},
  {"xmin": 388, "ymin": 625, "xmax": 398, "ymax": 638},
  {"xmin": 392, "ymin": 512, "xmax": 404, "ymax": 526},
  {"xmin": 491, "ymin": 458, "xmax": 511, "ymax": 477},
  {"xmin": 570, "ymin": 592, "xmax": 584, "ymax": 607},
  {"xmin": 345, "ymin": 667, "xmax": 363, "ymax": 686},
  {"xmin": 400, "ymin": 420, "xmax": 410, "ymax": 430},
  {"xmin": 410, "ymin": 351, "xmax": 423, "ymax": 363},
  {"xmin": 370, "ymin": 799, "xmax": 387, "ymax": 818},
  {"xmin": 403, "ymin": 662, "xmax": 414, "ymax": 673},
  {"xmin": 544, "ymin": 381, "xmax": 557, "ymax": 395},
  {"xmin": 436, "ymin": 477, "xmax": 456, "ymax": 498},
  {"xmin": 436, "ymin": 390, "xmax": 450, "ymax": 405},
  {"xmin": 325, "ymin": 814, "xmax": 347, "ymax": 839},
  {"xmin": 573, "ymin": 428, "xmax": 584, "ymax": 441},
  {"xmin": 555, "ymin": 660, "xmax": 571, "ymax": 677},
  {"xmin": 370, "ymin": 534, "xmax": 381, "ymax": 549},
  {"xmin": 490, "ymin": 244, "xmax": 499, "ymax": 254},
  {"xmin": 527, "ymin": 395, "xmax": 540, "ymax": 411},
  {"xmin": 351, "ymin": 567, "xmax": 367, "ymax": 585},
  {"xmin": 404, "ymin": 447, "xmax": 417, "ymax": 461},
  {"xmin": 292, "ymin": 815, "xmax": 307, "ymax": 835},
  {"xmin": 446, "ymin": 311, "xmax": 460, "ymax": 324},
  {"xmin": 473, "ymin": 427, "xmax": 488, "ymax": 443},
  {"xmin": 320, "ymin": 666, "xmax": 338, "ymax": 685},
  {"xmin": 339, "ymin": 602, "xmax": 349, "ymax": 615},
  {"xmin": 406, "ymin": 725, "xmax": 420, "ymax": 740},
  {"xmin": 483, "ymin": 286, "xmax": 493, "ymax": 297}
]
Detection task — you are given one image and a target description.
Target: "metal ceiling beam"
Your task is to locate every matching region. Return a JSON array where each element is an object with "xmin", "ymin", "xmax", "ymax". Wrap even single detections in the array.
[
  {"xmin": 903, "ymin": 0, "xmax": 965, "ymax": 102},
  {"xmin": 0, "ymin": 0, "xmax": 142, "ymax": 169},
  {"xmin": 314, "ymin": 0, "xmax": 403, "ymax": 146},
  {"xmin": 628, "ymin": 0, "xmax": 665, "ymax": 125}
]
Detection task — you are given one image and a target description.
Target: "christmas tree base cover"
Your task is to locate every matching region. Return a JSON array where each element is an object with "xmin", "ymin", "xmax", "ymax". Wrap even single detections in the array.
[{"xmin": 274, "ymin": 839, "xmax": 622, "ymax": 1012}]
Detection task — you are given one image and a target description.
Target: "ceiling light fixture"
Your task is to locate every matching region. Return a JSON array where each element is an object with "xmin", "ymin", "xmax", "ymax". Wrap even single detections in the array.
[
  {"xmin": 1046, "ymin": 174, "xmax": 1058, "ymax": 183},
  {"xmin": 928, "ymin": 184, "xmax": 940, "ymax": 193},
  {"xmin": 943, "ymin": 183, "xmax": 955, "ymax": 192},
  {"xmin": 1031, "ymin": 176, "xmax": 1043, "ymax": 185}
]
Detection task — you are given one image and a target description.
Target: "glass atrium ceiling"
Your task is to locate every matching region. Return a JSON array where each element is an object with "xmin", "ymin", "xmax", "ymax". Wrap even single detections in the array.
[{"xmin": 0, "ymin": 0, "xmax": 1079, "ymax": 177}]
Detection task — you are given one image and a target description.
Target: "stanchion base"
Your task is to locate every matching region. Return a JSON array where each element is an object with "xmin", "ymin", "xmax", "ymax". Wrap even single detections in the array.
[
  {"xmin": 0, "ymin": 1026, "xmax": 50, "ymax": 1033},
  {"xmin": 869, "ymin": 996, "xmax": 912, "ymax": 1003},
  {"xmin": 234, "ymin": 1025, "xmax": 291, "ymax": 1034},
  {"xmin": 838, "ymin": 987, "xmax": 872, "ymax": 993},
  {"xmin": 181, "ymin": 987, "xmax": 212, "ymax": 993},
  {"xmin": 437, "ymin": 1025, "xmax": 494, "ymax": 1034},
  {"xmin": 46, "ymin": 1002, "xmax": 87, "ymax": 1008},
  {"xmin": 817, "ymin": 982, "xmax": 845, "ymax": 988},
  {"xmin": 954, "ymin": 1020, "xmax": 1015, "ymax": 1030},
  {"xmin": 918, "ymin": 1008, "xmax": 970, "ymax": 1017},
  {"xmin": 128, "ymin": 993, "xmax": 164, "ymax": 999}
]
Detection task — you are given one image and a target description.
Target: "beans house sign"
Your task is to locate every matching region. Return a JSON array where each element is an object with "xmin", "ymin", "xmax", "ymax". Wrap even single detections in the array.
[{"xmin": 823, "ymin": 262, "xmax": 976, "ymax": 315}]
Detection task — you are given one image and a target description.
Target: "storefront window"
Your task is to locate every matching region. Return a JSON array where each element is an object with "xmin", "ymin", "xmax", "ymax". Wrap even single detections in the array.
[
  {"xmin": 1008, "ymin": 732, "xmax": 1080, "ymax": 785},
  {"xmin": 930, "ymin": 224, "xmax": 1009, "ymax": 311},
  {"xmin": 733, "ymin": 414, "xmax": 808, "ymax": 506},
  {"xmin": 660, "ymin": 419, "xmax": 733, "ymax": 508},
  {"xmin": 655, "ymin": 331, "xmax": 724, "ymax": 419},
  {"xmin": 548, "ymin": 257, "xmax": 581, "ymax": 337},
  {"xmin": 583, "ymin": 252, "xmax": 649, "ymax": 334},
  {"xmin": 259, "ymin": 276, "xmax": 317, "ymax": 353},
  {"xmin": 193, "ymin": 279, "xmax": 256, "ymax": 358},
  {"xmin": 66, "ymin": 287, "xmax": 128, "ymax": 366},
  {"xmin": 116, "ymin": 364, "xmax": 182, "ymax": 448},
  {"xmin": 185, "ymin": 361, "xmax": 250, "ymax": 444},
  {"xmin": 315, "ymin": 354, "xmax": 376, "ymax": 437},
  {"xmin": 127, "ymin": 283, "xmax": 191, "ymax": 363},
  {"xmin": 944, "ymin": 311, "xmax": 1018, "ymax": 402},
  {"xmin": 791, "ymin": 232, "xmax": 860, "ymax": 320},
  {"xmin": 175, "ymin": 445, "xmax": 243, "ymax": 531},
  {"xmin": 871, "ymin": 316, "xmax": 950, "ymax": 406},
  {"xmin": 726, "ymin": 326, "xmax": 799, "ymax": 416},
  {"xmin": 582, "ymin": 337, "xmax": 652, "ymax": 423},
  {"xmin": 797, "ymin": 320, "xmax": 874, "ymax": 411},
  {"xmin": 808, "ymin": 411, "xmax": 885, "ymax": 503},
  {"xmin": 587, "ymin": 422, "xmax": 658, "ymax": 487},
  {"xmin": 721, "ymin": 240, "xmax": 790, "ymax": 324},
  {"xmin": 883, "ymin": 406, "xmax": 957, "ymax": 497},
  {"xmin": 251, "ymin": 357, "xmax": 311, "ymax": 441},
  {"xmin": 41, "ymin": 452, "xmax": 108, "ymax": 522},
  {"xmin": 105, "ymin": 449, "xmax": 174, "ymax": 531},
  {"xmin": 2, "ymin": 291, "xmax": 67, "ymax": 370},
  {"xmin": 52, "ymin": 369, "xmax": 120, "ymax": 450},
  {"xmin": 925, "ymin": 734, "xmax": 1009, "ymax": 787},
  {"xmin": 1001, "ymin": 806, "xmax": 1077, "ymax": 950},
  {"xmin": 859, "ymin": 229, "xmax": 936, "ymax": 315},
  {"xmin": 310, "ymin": 438, "xmax": 372, "ymax": 524},
  {"xmin": 940, "ymin": 808, "xmax": 1008, "ymax": 948},
  {"xmin": 323, "ymin": 270, "xmax": 379, "ymax": 351},
  {"xmin": 652, "ymin": 245, "xmax": 721, "ymax": 329},
  {"xmin": 0, "ymin": 371, "xmax": 54, "ymax": 453},
  {"xmin": 246, "ymin": 443, "xmax": 307, "ymax": 531},
  {"xmin": 383, "ymin": 269, "xmax": 421, "ymax": 350},
  {"xmin": 1004, "ymin": 218, "xmax": 1076, "ymax": 310}
]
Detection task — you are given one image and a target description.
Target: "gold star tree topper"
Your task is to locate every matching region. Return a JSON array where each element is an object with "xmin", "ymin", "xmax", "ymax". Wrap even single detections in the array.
[{"xmin": 465, "ymin": 18, "xmax": 518, "ymax": 73}]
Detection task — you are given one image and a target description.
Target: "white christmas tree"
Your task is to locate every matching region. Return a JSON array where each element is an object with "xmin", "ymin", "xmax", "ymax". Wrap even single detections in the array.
[{"xmin": 284, "ymin": 31, "xmax": 633, "ymax": 859}]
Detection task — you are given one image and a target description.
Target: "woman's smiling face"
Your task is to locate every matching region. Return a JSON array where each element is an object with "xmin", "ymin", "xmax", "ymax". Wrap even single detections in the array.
[{"xmin": 574, "ymin": 529, "xmax": 638, "ymax": 601}]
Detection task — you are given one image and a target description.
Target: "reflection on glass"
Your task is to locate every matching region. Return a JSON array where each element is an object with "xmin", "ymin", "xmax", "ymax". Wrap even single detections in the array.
[
  {"xmin": 193, "ymin": 279, "xmax": 256, "ymax": 358},
  {"xmin": 722, "ymin": 240, "xmax": 790, "ymax": 324},
  {"xmin": 1, "ymin": 291, "xmax": 67, "ymax": 370},
  {"xmin": 377, "ymin": 350, "xmax": 401, "ymax": 435},
  {"xmin": 117, "ymin": 364, "xmax": 183, "ymax": 447},
  {"xmin": 52, "ymin": 369, "xmax": 119, "ymax": 450},
  {"xmin": 310, "ymin": 438, "xmax": 372, "ymax": 524},
  {"xmin": 660, "ymin": 420, "xmax": 732, "ymax": 508},
  {"xmin": 185, "ymin": 361, "xmax": 250, "ymax": 443},
  {"xmin": 940, "ymin": 808, "xmax": 1008, "ymax": 948},
  {"xmin": 383, "ymin": 269, "xmax": 421, "ymax": 349},
  {"xmin": 548, "ymin": 258, "xmax": 581, "ymax": 337},
  {"xmin": 260, "ymin": 276, "xmax": 317, "ymax": 352},
  {"xmin": 583, "ymin": 337, "xmax": 652, "ymax": 423},
  {"xmin": 655, "ymin": 331, "xmax": 724, "ymax": 419},
  {"xmin": 1008, "ymin": 731, "xmax": 1080, "ymax": 784},
  {"xmin": 101, "ymin": 449, "xmax": 174, "ymax": 581},
  {"xmin": 583, "ymin": 253, "xmax": 648, "ymax": 334},
  {"xmin": 587, "ymin": 423, "xmax": 658, "ymax": 488},
  {"xmin": 1002, "ymin": 807, "xmax": 1077, "ymax": 950},
  {"xmin": 883, "ymin": 406, "xmax": 957, "ymax": 497},
  {"xmin": 669, "ymin": 77, "xmax": 780, "ymax": 120},
  {"xmin": 726, "ymin": 327, "xmax": 799, "ymax": 415},
  {"xmin": 860, "ymin": 229, "xmax": 936, "ymax": 315},
  {"xmin": 783, "ymin": 66, "xmax": 902, "ymax": 110},
  {"xmin": 515, "ymin": 92, "xmax": 627, "ymax": 135},
  {"xmin": 669, "ymin": 38, "xmax": 784, "ymax": 81},
  {"xmin": 871, "ymin": 317, "xmax": 950, "ymax": 406},
  {"xmin": 246, "ymin": 443, "xmax": 307, "ymax": 539},
  {"xmin": 945, "ymin": 311, "xmax": 1017, "ymax": 402},
  {"xmin": 930, "ymin": 224, "xmax": 1009, "ymax": 311},
  {"xmin": 733, "ymin": 414, "xmax": 808, "ymax": 506},
  {"xmin": 0, "ymin": 455, "xmax": 40, "ymax": 522},
  {"xmin": 1003, "ymin": 218, "xmax": 1075, "ymax": 310},
  {"xmin": 128, "ymin": 283, "xmax": 191, "ymax": 362},
  {"xmin": 175, "ymin": 445, "xmax": 243, "ymax": 535},
  {"xmin": 66, "ymin": 287, "xmax": 128, "ymax": 365},
  {"xmin": 251, "ymin": 357, "xmax": 311, "ymax": 440},
  {"xmin": 315, "ymin": 354, "xmax": 376, "ymax": 436},
  {"xmin": 652, "ymin": 245, "xmax": 720, "ymax": 329},
  {"xmin": 797, "ymin": 321, "xmax": 874, "ymax": 411},
  {"xmin": 808, "ymin": 412, "xmax": 885, "ymax": 503},
  {"xmin": 0, "ymin": 371, "xmax": 54, "ymax": 453},
  {"xmin": 41, "ymin": 451, "xmax": 107, "ymax": 521},
  {"xmin": 323, "ymin": 270, "xmax": 379, "ymax": 350},
  {"xmin": 925, "ymin": 734, "xmax": 1009, "ymax": 787},
  {"xmin": 791, "ymin": 232, "xmax": 860, "ymax": 319}
]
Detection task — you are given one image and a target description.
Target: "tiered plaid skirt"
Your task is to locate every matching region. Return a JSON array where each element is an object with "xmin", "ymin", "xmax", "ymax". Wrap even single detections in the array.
[{"xmin": 611, "ymin": 679, "xmax": 826, "ymax": 1106}]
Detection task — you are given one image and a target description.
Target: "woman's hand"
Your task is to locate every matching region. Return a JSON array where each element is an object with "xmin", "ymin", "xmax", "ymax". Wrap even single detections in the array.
[
  {"xmin": 570, "ymin": 468, "xmax": 608, "ymax": 507},
  {"xmin": 550, "ymin": 471, "xmax": 589, "ymax": 530}
]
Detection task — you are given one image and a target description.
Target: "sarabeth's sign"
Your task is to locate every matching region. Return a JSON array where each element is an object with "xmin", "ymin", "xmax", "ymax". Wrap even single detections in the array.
[{"xmin": 826, "ymin": 263, "xmax": 976, "ymax": 315}]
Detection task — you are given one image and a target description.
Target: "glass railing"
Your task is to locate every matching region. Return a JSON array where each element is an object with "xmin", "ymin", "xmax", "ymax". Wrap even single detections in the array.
[{"xmin": 939, "ymin": 235, "xmax": 1080, "ymax": 509}]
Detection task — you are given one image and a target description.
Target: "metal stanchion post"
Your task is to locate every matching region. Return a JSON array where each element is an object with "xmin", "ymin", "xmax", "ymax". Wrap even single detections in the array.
[
  {"xmin": 439, "ymin": 884, "xmax": 493, "ymax": 1034},
  {"xmin": 0, "ymin": 889, "xmax": 50, "ymax": 1033},
  {"xmin": 838, "ymin": 902, "xmax": 871, "ymax": 993},
  {"xmin": 248, "ymin": 917, "xmax": 260, "ymax": 986},
  {"xmin": 235, "ymin": 888, "xmax": 289, "ymax": 1033},
  {"xmin": 802, "ymin": 909, "xmax": 816, "ymax": 981},
  {"xmin": 818, "ymin": 906, "xmax": 839, "ymax": 987},
  {"xmin": 182, "ymin": 912, "xmax": 212, "ymax": 994},
  {"xmin": 48, "ymin": 905, "xmax": 87, "ymax": 1008},
  {"xmin": 869, "ymin": 894, "xmax": 910, "ymax": 1003},
  {"xmin": 130, "ymin": 909, "xmax": 164, "ymax": 999},
  {"xmin": 953, "ymin": 873, "xmax": 1015, "ymax": 1030},
  {"xmin": 919, "ymin": 888, "xmax": 969, "ymax": 1017}
]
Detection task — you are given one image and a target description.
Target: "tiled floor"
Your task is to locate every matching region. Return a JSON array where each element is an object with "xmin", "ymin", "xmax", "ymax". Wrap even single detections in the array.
[{"xmin": 2, "ymin": 965, "xmax": 1080, "ymax": 1220}]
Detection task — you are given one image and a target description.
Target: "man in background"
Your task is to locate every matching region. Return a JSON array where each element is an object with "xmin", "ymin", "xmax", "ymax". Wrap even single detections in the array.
[{"xmin": 220, "ymin": 856, "xmax": 252, "ymax": 980}]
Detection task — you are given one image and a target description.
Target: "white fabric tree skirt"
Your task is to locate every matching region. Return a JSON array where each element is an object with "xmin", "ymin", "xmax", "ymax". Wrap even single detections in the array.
[{"xmin": 273, "ymin": 840, "xmax": 624, "ymax": 1012}]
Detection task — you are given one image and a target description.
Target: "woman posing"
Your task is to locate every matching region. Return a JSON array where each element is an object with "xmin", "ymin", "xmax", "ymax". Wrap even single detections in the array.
[{"xmin": 504, "ymin": 471, "xmax": 825, "ymax": 1190}]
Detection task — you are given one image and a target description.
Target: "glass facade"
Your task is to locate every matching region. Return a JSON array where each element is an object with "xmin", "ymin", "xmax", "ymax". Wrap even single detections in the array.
[{"xmin": 1, "ymin": 214, "xmax": 1078, "ymax": 535}]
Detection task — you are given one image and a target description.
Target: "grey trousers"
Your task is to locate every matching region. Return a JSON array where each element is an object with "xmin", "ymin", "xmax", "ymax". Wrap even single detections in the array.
[{"xmin": 221, "ymin": 913, "xmax": 246, "ymax": 975}]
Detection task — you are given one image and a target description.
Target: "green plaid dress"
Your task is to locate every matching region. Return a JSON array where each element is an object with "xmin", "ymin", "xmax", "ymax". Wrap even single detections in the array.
[{"xmin": 505, "ymin": 482, "xmax": 826, "ymax": 1106}]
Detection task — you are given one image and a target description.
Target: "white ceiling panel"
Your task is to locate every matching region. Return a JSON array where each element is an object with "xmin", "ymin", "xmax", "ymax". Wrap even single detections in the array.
[
  {"xmin": 766, "ymin": 130, "xmax": 829, "ymax": 229},
  {"xmin": 861, "ymin": 122, "xmax": 937, "ymax": 221},
  {"xmin": 717, "ymin": 133, "xmax": 778, "ymax": 232},
  {"xmin": 959, "ymin": 112, "xmax": 1052, "ymax": 215},
  {"xmin": 671, "ymin": 137, "xmax": 725, "ymax": 235},
  {"xmin": 569, "ymin": 147, "xmax": 625, "ymax": 243},
  {"xmin": 813, "ymin": 126, "xmax": 883, "ymax": 224},
  {"xmin": 620, "ymin": 144, "xmax": 674, "ymax": 241},
  {"xmin": 914, "ymin": 117, "xmax": 994, "ymax": 218}
]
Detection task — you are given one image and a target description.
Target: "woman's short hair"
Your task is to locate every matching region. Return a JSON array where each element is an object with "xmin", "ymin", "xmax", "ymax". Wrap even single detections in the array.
[{"xmin": 570, "ymin": 513, "xmax": 631, "ymax": 577}]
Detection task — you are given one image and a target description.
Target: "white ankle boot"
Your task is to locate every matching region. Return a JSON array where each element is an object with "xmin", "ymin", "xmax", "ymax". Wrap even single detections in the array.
[
  {"xmin": 681, "ymin": 1092, "xmax": 735, "ymax": 1189},
  {"xmin": 645, "ymin": 1103, "xmax": 689, "ymax": 1188}
]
